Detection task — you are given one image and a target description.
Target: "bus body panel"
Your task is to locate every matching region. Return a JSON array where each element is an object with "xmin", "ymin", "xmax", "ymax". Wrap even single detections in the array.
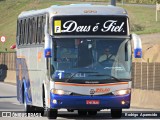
[
  {"xmin": 16, "ymin": 58, "xmax": 32, "ymax": 104},
  {"xmin": 53, "ymin": 82, "xmax": 130, "ymax": 95},
  {"xmin": 16, "ymin": 47, "xmax": 46, "ymax": 107},
  {"xmin": 50, "ymin": 93, "xmax": 131, "ymax": 109},
  {"xmin": 49, "ymin": 82, "xmax": 131, "ymax": 109}
]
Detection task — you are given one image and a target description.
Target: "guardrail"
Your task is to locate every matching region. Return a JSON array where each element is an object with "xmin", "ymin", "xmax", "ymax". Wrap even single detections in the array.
[
  {"xmin": 132, "ymin": 62, "xmax": 160, "ymax": 91},
  {"xmin": 0, "ymin": 52, "xmax": 16, "ymax": 71}
]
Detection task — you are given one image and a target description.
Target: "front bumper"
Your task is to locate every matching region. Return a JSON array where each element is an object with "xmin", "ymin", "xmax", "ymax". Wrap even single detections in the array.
[{"xmin": 50, "ymin": 93, "xmax": 131, "ymax": 110}]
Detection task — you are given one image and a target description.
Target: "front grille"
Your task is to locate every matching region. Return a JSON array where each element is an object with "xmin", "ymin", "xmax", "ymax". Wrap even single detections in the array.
[{"xmin": 70, "ymin": 92, "xmax": 113, "ymax": 96}]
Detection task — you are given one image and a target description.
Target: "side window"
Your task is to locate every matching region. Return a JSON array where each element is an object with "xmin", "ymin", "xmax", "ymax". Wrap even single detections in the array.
[
  {"xmin": 18, "ymin": 20, "xmax": 22, "ymax": 45},
  {"xmin": 24, "ymin": 19, "xmax": 27, "ymax": 44},
  {"xmin": 34, "ymin": 17, "xmax": 38, "ymax": 44},
  {"xmin": 37, "ymin": 16, "xmax": 41, "ymax": 44},
  {"xmin": 17, "ymin": 15, "xmax": 46, "ymax": 46},
  {"xmin": 32, "ymin": 18, "xmax": 36, "ymax": 44},
  {"xmin": 39, "ymin": 16, "xmax": 43, "ymax": 44},
  {"xmin": 16, "ymin": 20, "xmax": 19, "ymax": 38},
  {"xmin": 26, "ymin": 19, "xmax": 29, "ymax": 44},
  {"xmin": 30, "ymin": 18, "xmax": 33, "ymax": 44},
  {"xmin": 37, "ymin": 17, "xmax": 40, "ymax": 44},
  {"xmin": 41, "ymin": 15, "xmax": 46, "ymax": 43},
  {"xmin": 21, "ymin": 20, "xmax": 25, "ymax": 45},
  {"xmin": 36, "ymin": 17, "xmax": 39, "ymax": 44},
  {"xmin": 28, "ymin": 18, "xmax": 32, "ymax": 44}
]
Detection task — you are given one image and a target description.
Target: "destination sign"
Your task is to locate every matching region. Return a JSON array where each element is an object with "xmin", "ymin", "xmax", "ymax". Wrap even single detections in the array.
[{"xmin": 53, "ymin": 15, "xmax": 128, "ymax": 36}]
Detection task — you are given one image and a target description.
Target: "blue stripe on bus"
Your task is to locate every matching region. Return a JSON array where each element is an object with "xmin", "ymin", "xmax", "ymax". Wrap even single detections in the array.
[
  {"xmin": 50, "ymin": 92, "xmax": 130, "ymax": 109},
  {"xmin": 16, "ymin": 58, "xmax": 32, "ymax": 104}
]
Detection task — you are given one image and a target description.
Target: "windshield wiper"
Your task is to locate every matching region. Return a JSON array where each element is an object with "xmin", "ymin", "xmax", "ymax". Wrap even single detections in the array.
[
  {"xmin": 65, "ymin": 71, "xmax": 98, "ymax": 83},
  {"xmin": 107, "ymin": 75, "xmax": 123, "ymax": 82},
  {"xmin": 89, "ymin": 74, "xmax": 127, "ymax": 82}
]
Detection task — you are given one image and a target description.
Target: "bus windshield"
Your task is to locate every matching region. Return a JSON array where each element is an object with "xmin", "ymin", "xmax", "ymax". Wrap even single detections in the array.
[{"xmin": 51, "ymin": 38, "xmax": 131, "ymax": 83}]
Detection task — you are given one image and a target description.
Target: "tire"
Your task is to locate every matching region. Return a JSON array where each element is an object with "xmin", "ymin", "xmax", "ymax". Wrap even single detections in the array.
[
  {"xmin": 67, "ymin": 109, "xmax": 74, "ymax": 112},
  {"xmin": 34, "ymin": 107, "xmax": 45, "ymax": 116},
  {"xmin": 24, "ymin": 89, "xmax": 35, "ymax": 114},
  {"xmin": 111, "ymin": 109, "xmax": 122, "ymax": 118},
  {"xmin": 47, "ymin": 108, "xmax": 58, "ymax": 119},
  {"xmin": 78, "ymin": 110, "xmax": 87, "ymax": 116},
  {"xmin": 88, "ymin": 111, "xmax": 97, "ymax": 116},
  {"xmin": 39, "ymin": 85, "xmax": 46, "ymax": 116}
]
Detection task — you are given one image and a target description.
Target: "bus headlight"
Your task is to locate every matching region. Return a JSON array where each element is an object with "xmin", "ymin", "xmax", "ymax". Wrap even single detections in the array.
[
  {"xmin": 51, "ymin": 89, "xmax": 71, "ymax": 95},
  {"xmin": 112, "ymin": 89, "xmax": 131, "ymax": 96}
]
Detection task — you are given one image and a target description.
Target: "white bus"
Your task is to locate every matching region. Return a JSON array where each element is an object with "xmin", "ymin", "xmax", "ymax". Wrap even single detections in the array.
[{"xmin": 16, "ymin": 4, "xmax": 142, "ymax": 119}]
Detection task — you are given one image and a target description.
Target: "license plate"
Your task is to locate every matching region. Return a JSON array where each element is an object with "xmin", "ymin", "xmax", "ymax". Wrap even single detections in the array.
[{"xmin": 86, "ymin": 100, "xmax": 100, "ymax": 105}]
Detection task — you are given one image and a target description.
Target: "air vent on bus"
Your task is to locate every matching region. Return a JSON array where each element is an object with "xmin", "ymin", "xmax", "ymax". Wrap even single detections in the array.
[
  {"xmin": 50, "ymin": 5, "xmax": 60, "ymax": 8},
  {"xmin": 70, "ymin": 4, "xmax": 92, "ymax": 6}
]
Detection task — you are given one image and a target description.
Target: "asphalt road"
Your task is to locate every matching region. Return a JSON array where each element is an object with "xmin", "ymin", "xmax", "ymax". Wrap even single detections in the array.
[{"xmin": 0, "ymin": 82, "xmax": 160, "ymax": 120}]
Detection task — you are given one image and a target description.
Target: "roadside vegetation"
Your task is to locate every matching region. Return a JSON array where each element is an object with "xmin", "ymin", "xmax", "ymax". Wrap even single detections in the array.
[
  {"xmin": 123, "ymin": 5, "xmax": 160, "ymax": 34},
  {"xmin": 118, "ymin": 0, "xmax": 160, "ymax": 4},
  {"xmin": 0, "ymin": 0, "xmax": 160, "ymax": 51}
]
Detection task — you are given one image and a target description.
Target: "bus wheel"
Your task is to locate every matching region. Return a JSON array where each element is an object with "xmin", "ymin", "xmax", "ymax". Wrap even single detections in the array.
[
  {"xmin": 47, "ymin": 108, "xmax": 58, "ymax": 119},
  {"xmin": 78, "ymin": 110, "xmax": 87, "ymax": 116},
  {"xmin": 40, "ymin": 86, "xmax": 46, "ymax": 116},
  {"xmin": 67, "ymin": 109, "xmax": 74, "ymax": 112},
  {"xmin": 111, "ymin": 109, "xmax": 122, "ymax": 118},
  {"xmin": 24, "ymin": 90, "xmax": 35, "ymax": 113},
  {"xmin": 88, "ymin": 111, "xmax": 97, "ymax": 115}
]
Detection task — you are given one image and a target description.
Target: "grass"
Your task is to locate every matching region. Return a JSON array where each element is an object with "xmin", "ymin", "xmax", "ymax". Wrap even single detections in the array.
[
  {"xmin": 0, "ymin": 0, "xmax": 160, "ymax": 52},
  {"xmin": 122, "ymin": 5, "xmax": 160, "ymax": 34}
]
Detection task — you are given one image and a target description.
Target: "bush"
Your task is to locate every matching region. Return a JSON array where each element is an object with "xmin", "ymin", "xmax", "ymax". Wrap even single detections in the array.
[
  {"xmin": 130, "ymin": 23, "xmax": 145, "ymax": 32},
  {"xmin": 123, "ymin": 0, "xmax": 159, "ymax": 4}
]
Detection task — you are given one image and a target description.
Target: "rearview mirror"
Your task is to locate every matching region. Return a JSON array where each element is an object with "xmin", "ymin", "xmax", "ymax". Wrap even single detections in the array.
[
  {"xmin": 10, "ymin": 44, "xmax": 16, "ymax": 49},
  {"xmin": 44, "ymin": 34, "xmax": 52, "ymax": 58},
  {"xmin": 131, "ymin": 33, "xmax": 142, "ymax": 58}
]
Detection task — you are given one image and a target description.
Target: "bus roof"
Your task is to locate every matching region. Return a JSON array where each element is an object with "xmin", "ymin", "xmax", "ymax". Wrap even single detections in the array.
[{"xmin": 18, "ymin": 4, "xmax": 128, "ymax": 19}]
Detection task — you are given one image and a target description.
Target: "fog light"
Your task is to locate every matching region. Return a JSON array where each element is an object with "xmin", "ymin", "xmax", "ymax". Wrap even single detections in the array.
[
  {"xmin": 121, "ymin": 101, "xmax": 125, "ymax": 105},
  {"xmin": 53, "ymin": 99, "xmax": 57, "ymax": 104}
]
